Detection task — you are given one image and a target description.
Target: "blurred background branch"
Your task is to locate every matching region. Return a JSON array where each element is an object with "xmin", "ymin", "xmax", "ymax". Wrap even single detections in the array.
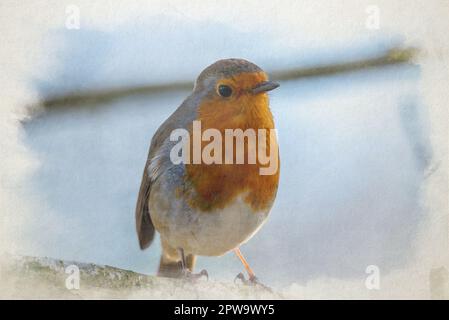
[{"xmin": 37, "ymin": 47, "xmax": 418, "ymax": 110}]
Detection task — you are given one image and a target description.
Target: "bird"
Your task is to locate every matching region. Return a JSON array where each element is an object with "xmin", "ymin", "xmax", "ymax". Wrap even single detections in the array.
[{"xmin": 135, "ymin": 58, "xmax": 280, "ymax": 284}]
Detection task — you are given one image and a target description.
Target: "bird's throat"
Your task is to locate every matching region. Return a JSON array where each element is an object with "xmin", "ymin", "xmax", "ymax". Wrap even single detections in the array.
[{"xmin": 182, "ymin": 89, "xmax": 280, "ymax": 213}]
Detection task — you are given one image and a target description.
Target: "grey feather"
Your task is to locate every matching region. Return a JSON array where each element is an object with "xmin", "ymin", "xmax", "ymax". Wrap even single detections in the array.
[
  {"xmin": 135, "ymin": 92, "xmax": 199, "ymax": 250},
  {"xmin": 135, "ymin": 58, "xmax": 263, "ymax": 250}
]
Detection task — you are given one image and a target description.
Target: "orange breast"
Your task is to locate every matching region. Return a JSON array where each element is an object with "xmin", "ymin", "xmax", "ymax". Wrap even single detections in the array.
[{"xmin": 182, "ymin": 72, "xmax": 280, "ymax": 213}]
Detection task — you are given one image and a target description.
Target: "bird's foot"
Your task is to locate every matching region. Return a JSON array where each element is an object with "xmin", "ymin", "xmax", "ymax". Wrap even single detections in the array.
[
  {"xmin": 234, "ymin": 272, "xmax": 272, "ymax": 291},
  {"xmin": 182, "ymin": 269, "xmax": 209, "ymax": 281}
]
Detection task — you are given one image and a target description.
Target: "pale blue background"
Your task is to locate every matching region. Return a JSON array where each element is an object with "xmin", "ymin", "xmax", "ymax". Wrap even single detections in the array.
[{"xmin": 22, "ymin": 17, "xmax": 430, "ymax": 287}]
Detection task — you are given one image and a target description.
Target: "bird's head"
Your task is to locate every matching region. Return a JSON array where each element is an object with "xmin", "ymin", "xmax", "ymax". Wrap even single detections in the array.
[{"xmin": 193, "ymin": 59, "xmax": 279, "ymax": 128}]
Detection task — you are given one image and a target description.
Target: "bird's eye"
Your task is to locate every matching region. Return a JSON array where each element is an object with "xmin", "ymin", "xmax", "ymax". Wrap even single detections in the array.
[{"xmin": 218, "ymin": 84, "xmax": 233, "ymax": 98}]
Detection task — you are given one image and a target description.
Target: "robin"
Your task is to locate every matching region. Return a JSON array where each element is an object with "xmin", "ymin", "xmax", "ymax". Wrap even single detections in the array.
[{"xmin": 135, "ymin": 59, "xmax": 280, "ymax": 284}]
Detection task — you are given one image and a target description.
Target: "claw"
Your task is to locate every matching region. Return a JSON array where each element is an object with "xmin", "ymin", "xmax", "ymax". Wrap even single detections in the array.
[
  {"xmin": 182, "ymin": 269, "xmax": 209, "ymax": 281},
  {"xmin": 198, "ymin": 269, "xmax": 209, "ymax": 280},
  {"xmin": 234, "ymin": 272, "xmax": 272, "ymax": 291},
  {"xmin": 177, "ymin": 248, "xmax": 208, "ymax": 282},
  {"xmin": 234, "ymin": 272, "xmax": 246, "ymax": 284},
  {"xmin": 234, "ymin": 272, "xmax": 259, "ymax": 285}
]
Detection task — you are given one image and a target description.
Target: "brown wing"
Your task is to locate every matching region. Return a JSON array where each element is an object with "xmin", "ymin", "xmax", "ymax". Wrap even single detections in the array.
[
  {"xmin": 135, "ymin": 118, "xmax": 176, "ymax": 250},
  {"xmin": 135, "ymin": 154, "xmax": 155, "ymax": 250},
  {"xmin": 135, "ymin": 96, "xmax": 196, "ymax": 250}
]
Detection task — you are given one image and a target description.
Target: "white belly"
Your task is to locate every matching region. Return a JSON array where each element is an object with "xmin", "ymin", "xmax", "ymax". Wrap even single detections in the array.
[{"xmin": 150, "ymin": 194, "xmax": 269, "ymax": 256}]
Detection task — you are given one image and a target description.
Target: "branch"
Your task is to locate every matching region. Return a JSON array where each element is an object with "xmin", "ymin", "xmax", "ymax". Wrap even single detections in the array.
[
  {"xmin": 37, "ymin": 47, "xmax": 419, "ymax": 110},
  {"xmin": 0, "ymin": 254, "xmax": 282, "ymax": 299}
]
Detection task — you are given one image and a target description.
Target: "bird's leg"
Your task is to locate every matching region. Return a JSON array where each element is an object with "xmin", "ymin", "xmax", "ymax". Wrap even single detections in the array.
[
  {"xmin": 234, "ymin": 247, "xmax": 270, "ymax": 290},
  {"xmin": 178, "ymin": 248, "xmax": 208, "ymax": 280},
  {"xmin": 234, "ymin": 247, "xmax": 257, "ymax": 282}
]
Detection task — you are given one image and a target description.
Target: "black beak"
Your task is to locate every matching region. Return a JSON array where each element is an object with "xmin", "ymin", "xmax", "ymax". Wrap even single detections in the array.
[{"xmin": 251, "ymin": 80, "xmax": 280, "ymax": 94}]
